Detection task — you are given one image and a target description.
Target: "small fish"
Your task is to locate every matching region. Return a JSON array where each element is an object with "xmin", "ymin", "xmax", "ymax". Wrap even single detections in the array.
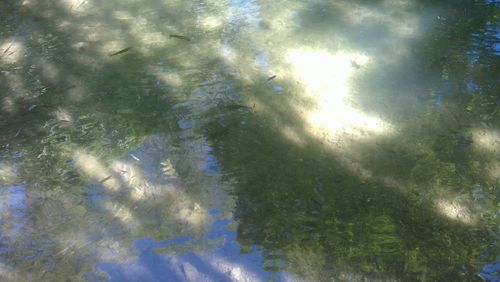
[
  {"xmin": 109, "ymin": 47, "xmax": 132, "ymax": 57},
  {"xmin": 169, "ymin": 34, "xmax": 191, "ymax": 41},
  {"xmin": 99, "ymin": 175, "xmax": 112, "ymax": 183},
  {"xmin": 28, "ymin": 105, "xmax": 37, "ymax": 111},
  {"xmin": 130, "ymin": 154, "xmax": 140, "ymax": 161},
  {"xmin": 265, "ymin": 75, "xmax": 277, "ymax": 83},
  {"xmin": 220, "ymin": 104, "xmax": 247, "ymax": 111},
  {"xmin": 2, "ymin": 43, "xmax": 13, "ymax": 55},
  {"xmin": 350, "ymin": 60, "xmax": 360, "ymax": 69}
]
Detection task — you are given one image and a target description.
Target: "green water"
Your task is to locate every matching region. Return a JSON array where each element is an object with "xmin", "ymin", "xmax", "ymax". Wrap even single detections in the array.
[{"xmin": 0, "ymin": 0, "xmax": 498, "ymax": 281}]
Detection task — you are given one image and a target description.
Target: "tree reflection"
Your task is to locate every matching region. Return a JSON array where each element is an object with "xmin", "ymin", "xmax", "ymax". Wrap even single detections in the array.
[
  {"xmin": 0, "ymin": 0, "xmax": 498, "ymax": 281},
  {"xmin": 204, "ymin": 0, "xmax": 499, "ymax": 281}
]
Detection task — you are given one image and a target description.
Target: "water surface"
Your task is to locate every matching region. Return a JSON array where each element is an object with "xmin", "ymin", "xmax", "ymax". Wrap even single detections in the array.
[{"xmin": 0, "ymin": 0, "xmax": 499, "ymax": 281}]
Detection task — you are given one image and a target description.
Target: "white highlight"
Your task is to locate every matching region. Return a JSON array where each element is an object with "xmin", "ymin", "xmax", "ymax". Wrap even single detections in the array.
[
  {"xmin": 0, "ymin": 40, "xmax": 24, "ymax": 64},
  {"xmin": 472, "ymin": 128, "xmax": 500, "ymax": 154},
  {"xmin": 435, "ymin": 198, "xmax": 477, "ymax": 225},
  {"xmin": 286, "ymin": 48, "xmax": 393, "ymax": 146}
]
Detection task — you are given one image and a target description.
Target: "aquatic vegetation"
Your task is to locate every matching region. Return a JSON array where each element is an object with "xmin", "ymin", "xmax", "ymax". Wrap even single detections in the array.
[{"xmin": 0, "ymin": 0, "xmax": 498, "ymax": 281}]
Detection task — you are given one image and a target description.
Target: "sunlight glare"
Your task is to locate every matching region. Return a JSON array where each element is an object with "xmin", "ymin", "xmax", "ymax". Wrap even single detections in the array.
[
  {"xmin": 59, "ymin": 0, "xmax": 90, "ymax": 13},
  {"xmin": 154, "ymin": 70, "xmax": 183, "ymax": 87},
  {"xmin": 103, "ymin": 201, "xmax": 137, "ymax": 225},
  {"xmin": 73, "ymin": 150, "xmax": 121, "ymax": 190},
  {"xmin": 96, "ymin": 238, "xmax": 132, "ymax": 261},
  {"xmin": 111, "ymin": 156, "xmax": 208, "ymax": 229},
  {"xmin": 198, "ymin": 15, "xmax": 226, "ymax": 31},
  {"xmin": 472, "ymin": 128, "xmax": 500, "ymax": 154},
  {"xmin": 280, "ymin": 126, "xmax": 306, "ymax": 146},
  {"xmin": 178, "ymin": 203, "xmax": 208, "ymax": 228},
  {"xmin": 203, "ymin": 254, "xmax": 261, "ymax": 282},
  {"xmin": 0, "ymin": 40, "xmax": 24, "ymax": 64},
  {"xmin": 53, "ymin": 108, "xmax": 74, "ymax": 124},
  {"xmin": 435, "ymin": 198, "xmax": 477, "ymax": 225},
  {"xmin": 1, "ymin": 97, "xmax": 16, "ymax": 114},
  {"xmin": 0, "ymin": 162, "xmax": 17, "ymax": 184},
  {"xmin": 55, "ymin": 231, "xmax": 92, "ymax": 257},
  {"xmin": 286, "ymin": 48, "xmax": 393, "ymax": 146},
  {"xmin": 112, "ymin": 160, "xmax": 153, "ymax": 200}
]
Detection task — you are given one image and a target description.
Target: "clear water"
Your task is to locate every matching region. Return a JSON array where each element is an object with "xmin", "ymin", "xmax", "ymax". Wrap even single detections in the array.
[{"xmin": 0, "ymin": 0, "xmax": 499, "ymax": 281}]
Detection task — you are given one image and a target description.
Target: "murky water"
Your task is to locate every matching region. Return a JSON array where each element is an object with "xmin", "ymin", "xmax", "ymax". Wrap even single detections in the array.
[{"xmin": 1, "ymin": 0, "xmax": 499, "ymax": 281}]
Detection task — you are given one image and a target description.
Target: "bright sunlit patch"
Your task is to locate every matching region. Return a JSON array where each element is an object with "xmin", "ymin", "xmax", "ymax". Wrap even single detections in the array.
[
  {"xmin": 113, "ymin": 10, "xmax": 134, "ymax": 20},
  {"xmin": 155, "ymin": 71, "xmax": 183, "ymax": 87},
  {"xmin": 0, "ymin": 162, "xmax": 17, "ymax": 184},
  {"xmin": 219, "ymin": 44, "xmax": 238, "ymax": 64},
  {"xmin": 198, "ymin": 15, "xmax": 226, "ymax": 31},
  {"xmin": 103, "ymin": 201, "xmax": 137, "ymax": 226},
  {"xmin": 56, "ymin": 20, "xmax": 73, "ymax": 31},
  {"xmin": 135, "ymin": 32, "xmax": 168, "ymax": 47},
  {"xmin": 73, "ymin": 150, "xmax": 121, "ymax": 190},
  {"xmin": 177, "ymin": 203, "xmax": 208, "ymax": 228},
  {"xmin": 337, "ymin": 155, "xmax": 374, "ymax": 181},
  {"xmin": 287, "ymin": 49, "xmax": 357, "ymax": 98},
  {"xmin": 53, "ymin": 108, "xmax": 74, "ymax": 124},
  {"xmin": 112, "ymin": 161, "xmax": 142, "ymax": 187},
  {"xmin": 96, "ymin": 239, "xmax": 132, "ymax": 261},
  {"xmin": 101, "ymin": 41, "xmax": 130, "ymax": 57},
  {"xmin": 280, "ymin": 126, "xmax": 306, "ymax": 146},
  {"xmin": 55, "ymin": 231, "xmax": 92, "ymax": 257},
  {"xmin": 160, "ymin": 159, "xmax": 179, "ymax": 179},
  {"xmin": 59, "ymin": 0, "xmax": 89, "ymax": 13},
  {"xmin": 286, "ymin": 48, "xmax": 393, "ymax": 146},
  {"xmin": 40, "ymin": 60, "xmax": 59, "ymax": 81},
  {"xmin": 1, "ymin": 97, "xmax": 16, "ymax": 114},
  {"xmin": 111, "ymin": 160, "xmax": 152, "ymax": 200},
  {"xmin": 0, "ymin": 40, "xmax": 24, "ymax": 64},
  {"xmin": 472, "ymin": 128, "xmax": 500, "ymax": 154},
  {"xmin": 203, "ymin": 254, "xmax": 262, "ymax": 282},
  {"xmin": 21, "ymin": 0, "xmax": 36, "ymax": 6},
  {"xmin": 435, "ymin": 198, "xmax": 477, "ymax": 225}
]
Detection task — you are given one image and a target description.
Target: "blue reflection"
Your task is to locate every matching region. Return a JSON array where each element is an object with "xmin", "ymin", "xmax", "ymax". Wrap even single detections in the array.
[
  {"xmin": 204, "ymin": 154, "xmax": 221, "ymax": 174},
  {"xmin": 1, "ymin": 185, "xmax": 26, "ymax": 210},
  {"xmin": 0, "ymin": 184, "xmax": 27, "ymax": 222},
  {"xmin": 93, "ymin": 211, "xmax": 292, "ymax": 281},
  {"xmin": 227, "ymin": 0, "xmax": 261, "ymax": 27},
  {"xmin": 178, "ymin": 119, "xmax": 194, "ymax": 130},
  {"xmin": 467, "ymin": 81, "xmax": 479, "ymax": 93},
  {"xmin": 479, "ymin": 261, "xmax": 500, "ymax": 282},
  {"xmin": 470, "ymin": 49, "xmax": 480, "ymax": 65},
  {"xmin": 0, "ymin": 184, "xmax": 28, "ymax": 252},
  {"xmin": 484, "ymin": 0, "xmax": 500, "ymax": 8},
  {"xmin": 485, "ymin": 26, "xmax": 500, "ymax": 55},
  {"xmin": 135, "ymin": 236, "xmax": 193, "ymax": 253},
  {"xmin": 255, "ymin": 53, "xmax": 269, "ymax": 69}
]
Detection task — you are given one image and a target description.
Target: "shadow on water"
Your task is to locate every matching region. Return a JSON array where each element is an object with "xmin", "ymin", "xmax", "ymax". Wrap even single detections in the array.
[
  {"xmin": 203, "ymin": 0, "xmax": 499, "ymax": 281},
  {"xmin": 0, "ymin": 0, "xmax": 498, "ymax": 281}
]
